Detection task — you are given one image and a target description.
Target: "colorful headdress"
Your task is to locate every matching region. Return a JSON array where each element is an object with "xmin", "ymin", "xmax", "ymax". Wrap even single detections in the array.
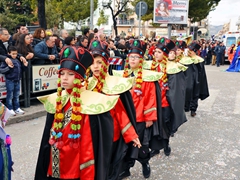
[
  {"xmin": 86, "ymin": 40, "xmax": 110, "ymax": 92},
  {"xmin": 50, "ymin": 46, "xmax": 94, "ymax": 149},
  {"xmin": 151, "ymin": 37, "xmax": 175, "ymax": 84},
  {"xmin": 124, "ymin": 39, "xmax": 147, "ymax": 95},
  {"xmin": 188, "ymin": 41, "xmax": 201, "ymax": 53},
  {"xmin": 155, "ymin": 37, "xmax": 175, "ymax": 56},
  {"xmin": 175, "ymin": 40, "xmax": 187, "ymax": 51}
]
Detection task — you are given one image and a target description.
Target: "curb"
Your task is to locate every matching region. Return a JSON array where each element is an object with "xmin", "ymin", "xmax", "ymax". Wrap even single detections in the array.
[
  {"xmin": 6, "ymin": 110, "xmax": 47, "ymax": 125},
  {"xmin": 5, "ymin": 100, "xmax": 47, "ymax": 126}
]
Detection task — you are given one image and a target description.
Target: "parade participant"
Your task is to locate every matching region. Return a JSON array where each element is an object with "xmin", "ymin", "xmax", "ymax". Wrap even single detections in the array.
[
  {"xmin": 0, "ymin": 102, "xmax": 14, "ymax": 180},
  {"xmin": 166, "ymin": 46, "xmax": 188, "ymax": 135},
  {"xmin": 176, "ymin": 40, "xmax": 199, "ymax": 114},
  {"xmin": 226, "ymin": 43, "xmax": 240, "ymax": 72},
  {"xmin": 187, "ymin": 42, "xmax": 209, "ymax": 117},
  {"xmin": 113, "ymin": 39, "xmax": 163, "ymax": 179},
  {"xmin": 35, "ymin": 46, "xmax": 119, "ymax": 180},
  {"xmin": 143, "ymin": 37, "xmax": 184, "ymax": 157},
  {"xmin": 85, "ymin": 40, "xmax": 141, "ymax": 180}
]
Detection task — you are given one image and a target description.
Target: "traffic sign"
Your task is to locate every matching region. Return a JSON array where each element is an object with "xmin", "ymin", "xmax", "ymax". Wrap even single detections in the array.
[{"xmin": 135, "ymin": 1, "xmax": 148, "ymax": 16}]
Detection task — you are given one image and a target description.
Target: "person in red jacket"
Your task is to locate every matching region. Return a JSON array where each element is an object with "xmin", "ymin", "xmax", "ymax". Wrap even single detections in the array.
[
  {"xmin": 35, "ymin": 46, "xmax": 119, "ymax": 180},
  {"xmin": 86, "ymin": 40, "xmax": 141, "ymax": 180},
  {"xmin": 113, "ymin": 39, "xmax": 163, "ymax": 179}
]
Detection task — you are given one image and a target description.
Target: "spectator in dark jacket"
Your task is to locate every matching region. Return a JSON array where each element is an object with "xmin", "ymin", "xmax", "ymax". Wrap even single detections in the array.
[
  {"xmin": 33, "ymin": 36, "xmax": 59, "ymax": 64},
  {"xmin": 32, "ymin": 28, "xmax": 46, "ymax": 47},
  {"xmin": 1, "ymin": 46, "xmax": 28, "ymax": 115},
  {"xmin": 0, "ymin": 28, "xmax": 26, "ymax": 67}
]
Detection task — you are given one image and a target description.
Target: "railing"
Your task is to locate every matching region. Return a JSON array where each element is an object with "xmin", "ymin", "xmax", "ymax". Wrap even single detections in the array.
[{"xmin": 117, "ymin": 20, "xmax": 134, "ymax": 25}]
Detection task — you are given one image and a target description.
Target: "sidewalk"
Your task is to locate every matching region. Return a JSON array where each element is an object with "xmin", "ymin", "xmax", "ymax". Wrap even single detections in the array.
[{"xmin": 6, "ymin": 99, "xmax": 46, "ymax": 125}]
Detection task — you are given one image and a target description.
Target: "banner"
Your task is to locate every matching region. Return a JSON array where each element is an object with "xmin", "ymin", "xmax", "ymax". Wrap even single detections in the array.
[
  {"xmin": 153, "ymin": 0, "xmax": 189, "ymax": 24},
  {"xmin": 32, "ymin": 65, "xmax": 59, "ymax": 92},
  {"xmin": 0, "ymin": 75, "xmax": 7, "ymax": 99}
]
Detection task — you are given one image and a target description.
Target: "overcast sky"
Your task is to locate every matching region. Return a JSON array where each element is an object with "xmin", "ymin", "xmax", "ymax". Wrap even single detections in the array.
[{"xmin": 208, "ymin": 0, "xmax": 240, "ymax": 26}]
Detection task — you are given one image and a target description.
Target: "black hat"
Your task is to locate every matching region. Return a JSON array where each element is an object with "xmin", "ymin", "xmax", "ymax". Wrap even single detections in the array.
[
  {"xmin": 175, "ymin": 40, "xmax": 187, "ymax": 50},
  {"xmin": 89, "ymin": 40, "xmax": 110, "ymax": 63},
  {"xmin": 156, "ymin": 37, "xmax": 175, "ymax": 55},
  {"xmin": 60, "ymin": 46, "xmax": 93, "ymax": 79},
  {"xmin": 128, "ymin": 39, "xmax": 147, "ymax": 56},
  {"xmin": 188, "ymin": 42, "xmax": 201, "ymax": 53}
]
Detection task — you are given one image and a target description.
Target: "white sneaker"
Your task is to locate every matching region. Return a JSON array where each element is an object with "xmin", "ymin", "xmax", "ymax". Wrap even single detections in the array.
[
  {"xmin": 9, "ymin": 109, "xmax": 16, "ymax": 116},
  {"xmin": 15, "ymin": 108, "xmax": 25, "ymax": 115}
]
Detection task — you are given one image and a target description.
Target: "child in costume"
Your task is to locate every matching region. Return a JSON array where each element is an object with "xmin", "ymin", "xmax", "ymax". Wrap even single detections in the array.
[
  {"xmin": 113, "ymin": 39, "xmax": 163, "ymax": 179},
  {"xmin": 0, "ymin": 102, "xmax": 14, "ymax": 180},
  {"xmin": 187, "ymin": 42, "xmax": 209, "ymax": 117},
  {"xmin": 86, "ymin": 40, "xmax": 141, "ymax": 180},
  {"xmin": 144, "ymin": 37, "xmax": 185, "ymax": 157},
  {"xmin": 176, "ymin": 40, "xmax": 199, "ymax": 115},
  {"xmin": 166, "ymin": 45, "xmax": 188, "ymax": 135},
  {"xmin": 35, "ymin": 46, "xmax": 119, "ymax": 180}
]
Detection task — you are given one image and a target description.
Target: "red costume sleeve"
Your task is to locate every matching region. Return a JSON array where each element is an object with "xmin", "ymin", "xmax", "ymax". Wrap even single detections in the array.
[
  {"xmin": 111, "ymin": 99, "xmax": 138, "ymax": 143},
  {"xmin": 142, "ymin": 82, "xmax": 158, "ymax": 121},
  {"xmin": 79, "ymin": 116, "xmax": 95, "ymax": 180}
]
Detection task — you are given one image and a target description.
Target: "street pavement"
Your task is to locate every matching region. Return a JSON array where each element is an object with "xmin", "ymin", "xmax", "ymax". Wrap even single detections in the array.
[{"xmin": 4, "ymin": 64, "xmax": 240, "ymax": 180}]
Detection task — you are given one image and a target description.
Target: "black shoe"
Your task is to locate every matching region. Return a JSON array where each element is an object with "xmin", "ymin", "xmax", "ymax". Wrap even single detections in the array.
[
  {"xmin": 118, "ymin": 169, "xmax": 130, "ymax": 179},
  {"xmin": 142, "ymin": 162, "xmax": 151, "ymax": 178},
  {"xmin": 190, "ymin": 111, "xmax": 196, "ymax": 117},
  {"xmin": 150, "ymin": 150, "xmax": 160, "ymax": 157},
  {"xmin": 170, "ymin": 133, "xmax": 174, "ymax": 137},
  {"xmin": 184, "ymin": 109, "xmax": 189, "ymax": 112},
  {"xmin": 164, "ymin": 146, "xmax": 171, "ymax": 156}
]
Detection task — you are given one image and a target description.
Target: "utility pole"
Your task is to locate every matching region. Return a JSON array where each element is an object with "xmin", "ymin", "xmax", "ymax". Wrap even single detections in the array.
[{"xmin": 90, "ymin": 0, "xmax": 94, "ymax": 29}]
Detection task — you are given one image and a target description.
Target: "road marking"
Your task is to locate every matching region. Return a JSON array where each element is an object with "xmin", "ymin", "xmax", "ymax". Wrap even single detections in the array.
[
  {"xmin": 233, "ymin": 91, "xmax": 240, "ymax": 114},
  {"xmin": 198, "ymin": 89, "xmax": 219, "ymax": 111}
]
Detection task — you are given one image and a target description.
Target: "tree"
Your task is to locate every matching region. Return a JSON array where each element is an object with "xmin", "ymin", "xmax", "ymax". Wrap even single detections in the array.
[
  {"xmin": 50, "ymin": 0, "xmax": 98, "ymax": 28},
  {"xmin": 0, "ymin": 0, "xmax": 36, "ymax": 33},
  {"xmin": 103, "ymin": 0, "xmax": 132, "ymax": 36},
  {"xmin": 132, "ymin": 0, "xmax": 221, "ymax": 23},
  {"xmin": 38, "ymin": 0, "xmax": 46, "ymax": 29},
  {"xmin": 97, "ymin": 10, "xmax": 108, "ymax": 26},
  {"xmin": 188, "ymin": 0, "xmax": 220, "ymax": 22}
]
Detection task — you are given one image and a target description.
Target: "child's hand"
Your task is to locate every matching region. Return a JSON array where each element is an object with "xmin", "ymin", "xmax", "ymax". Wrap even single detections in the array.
[
  {"xmin": 146, "ymin": 120, "xmax": 153, "ymax": 128},
  {"xmin": 132, "ymin": 138, "xmax": 141, "ymax": 148},
  {"xmin": 23, "ymin": 61, "xmax": 28, "ymax": 66}
]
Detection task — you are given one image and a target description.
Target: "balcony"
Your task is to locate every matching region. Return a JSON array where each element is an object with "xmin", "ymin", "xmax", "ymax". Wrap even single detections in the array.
[{"xmin": 117, "ymin": 19, "xmax": 134, "ymax": 26}]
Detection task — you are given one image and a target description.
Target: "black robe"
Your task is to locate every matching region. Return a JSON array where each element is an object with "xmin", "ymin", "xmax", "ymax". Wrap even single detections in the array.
[
  {"xmin": 35, "ymin": 112, "xmax": 114, "ymax": 180},
  {"xmin": 167, "ymin": 72, "xmax": 188, "ymax": 133},
  {"xmin": 197, "ymin": 62, "xmax": 209, "ymax": 100},
  {"xmin": 183, "ymin": 64, "xmax": 198, "ymax": 111},
  {"xmin": 149, "ymin": 82, "xmax": 169, "ymax": 150},
  {"xmin": 108, "ymin": 91, "xmax": 138, "ymax": 180}
]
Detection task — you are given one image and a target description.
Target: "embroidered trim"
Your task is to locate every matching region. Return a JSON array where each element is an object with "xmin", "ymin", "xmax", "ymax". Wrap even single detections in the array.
[
  {"xmin": 80, "ymin": 160, "xmax": 95, "ymax": 170},
  {"xmin": 51, "ymin": 146, "xmax": 60, "ymax": 178},
  {"xmin": 144, "ymin": 107, "xmax": 157, "ymax": 115},
  {"xmin": 121, "ymin": 122, "xmax": 132, "ymax": 135}
]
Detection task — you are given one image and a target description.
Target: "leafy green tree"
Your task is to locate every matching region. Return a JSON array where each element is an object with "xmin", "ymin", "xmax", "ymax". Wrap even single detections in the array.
[
  {"xmin": 0, "ymin": 0, "xmax": 36, "ymax": 33},
  {"xmin": 50, "ymin": 0, "xmax": 98, "ymax": 28},
  {"xmin": 97, "ymin": 10, "xmax": 108, "ymax": 26}
]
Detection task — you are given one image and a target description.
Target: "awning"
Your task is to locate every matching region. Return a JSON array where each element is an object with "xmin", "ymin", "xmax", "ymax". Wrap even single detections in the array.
[{"xmin": 198, "ymin": 28, "xmax": 208, "ymax": 34}]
